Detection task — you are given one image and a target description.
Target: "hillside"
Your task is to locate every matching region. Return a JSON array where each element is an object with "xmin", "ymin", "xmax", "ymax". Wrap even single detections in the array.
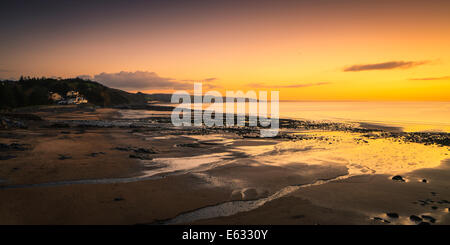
[{"xmin": 0, "ymin": 77, "xmax": 148, "ymax": 109}]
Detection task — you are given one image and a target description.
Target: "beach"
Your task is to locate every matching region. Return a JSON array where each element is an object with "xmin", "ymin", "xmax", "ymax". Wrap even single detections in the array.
[{"xmin": 0, "ymin": 104, "xmax": 449, "ymax": 225}]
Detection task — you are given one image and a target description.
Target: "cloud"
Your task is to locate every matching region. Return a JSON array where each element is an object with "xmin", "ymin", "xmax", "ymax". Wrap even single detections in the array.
[
  {"xmin": 79, "ymin": 71, "xmax": 193, "ymax": 90},
  {"xmin": 343, "ymin": 61, "xmax": 429, "ymax": 72},
  {"xmin": 178, "ymin": 77, "xmax": 220, "ymax": 90},
  {"xmin": 409, "ymin": 76, "xmax": 450, "ymax": 81},
  {"xmin": 247, "ymin": 82, "xmax": 331, "ymax": 88},
  {"xmin": 181, "ymin": 77, "xmax": 217, "ymax": 83}
]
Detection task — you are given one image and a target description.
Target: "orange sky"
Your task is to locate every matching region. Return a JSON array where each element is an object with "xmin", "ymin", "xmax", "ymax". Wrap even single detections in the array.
[{"xmin": 1, "ymin": 0, "xmax": 449, "ymax": 101}]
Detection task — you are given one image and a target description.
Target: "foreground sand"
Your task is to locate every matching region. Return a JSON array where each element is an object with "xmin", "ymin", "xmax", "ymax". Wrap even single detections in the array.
[{"xmin": 0, "ymin": 106, "xmax": 449, "ymax": 224}]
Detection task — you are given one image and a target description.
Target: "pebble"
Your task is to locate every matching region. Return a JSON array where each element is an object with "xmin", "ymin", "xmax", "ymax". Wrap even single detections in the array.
[
  {"xmin": 421, "ymin": 215, "xmax": 436, "ymax": 223},
  {"xmin": 392, "ymin": 175, "xmax": 405, "ymax": 182},
  {"xmin": 386, "ymin": 213, "xmax": 399, "ymax": 218},
  {"xmin": 418, "ymin": 222, "xmax": 430, "ymax": 225},
  {"xmin": 58, "ymin": 154, "xmax": 72, "ymax": 160},
  {"xmin": 409, "ymin": 215, "xmax": 423, "ymax": 223}
]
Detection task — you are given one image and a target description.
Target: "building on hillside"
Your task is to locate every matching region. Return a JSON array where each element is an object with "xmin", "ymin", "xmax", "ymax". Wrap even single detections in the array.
[
  {"xmin": 67, "ymin": 96, "xmax": 88, "ymax": 105},
  {"xmin": 66, "ymin": 91, "xmax": 79, "ymax": 97},
  {"xmin": 49, "ymin": 92, "xmax": 62, "ymax": 101},
  {"xmin": 54, "ymin": 90, "xmax": 88, "ymax": 105}
]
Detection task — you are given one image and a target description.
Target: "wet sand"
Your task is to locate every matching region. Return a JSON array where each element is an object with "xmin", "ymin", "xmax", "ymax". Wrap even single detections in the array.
[{"xmin": 0, "ymin": 105, "xmax": 449, "ymax": 224}]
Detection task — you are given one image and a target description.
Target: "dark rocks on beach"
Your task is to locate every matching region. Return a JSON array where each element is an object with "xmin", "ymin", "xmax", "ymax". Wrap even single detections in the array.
[
  {"xmin": 386, "ymin": 213, "xmax": 399, "ymax": 218},
  {"xmin": 392, "ymin": 175, "xmax": 405, "ymax": 182},
  {"xmin": 291, "ymin": 215, "xmax": 305, "ymax": 219},
  {"xmin": 0, "ymin": 143, "xmax": 30, "ymax": 151},
  {"xmin": 88, "ymin": 152, "xmax": 105, "ymax": 157},
  {"xmin": 418, "ymin": 222, "xmax": 430, "ymax": 225},
  {"xmin": 438, "ymin": 199, "xmax": 449, "ymax": 204},
  {"xmin": 0, "ymin": 116, "xmax": 27, "ymax": 129},
  {"xmin": 418, "ymin": 200, "xmax": 428, "ymax": 206},
  {"xmin": 0, "ymin": 132, "xmax": 25, "ymax": 139},
  {"xmin": 129, "ymin": 154, "xmax": 153, "ymax": 160},
  {"xmin": 58, "ymin": 154, "xmax": 72, "ymax": 160},
  {"xmin": 409, "ymin": 215, "xmax": 423, "ymax": 223},
  {"xmin": 373, "ymin": 217, "xmax": 390, "ymax": 223},
  {"xmin": 421, "ymin": 215, "xmax": 436, "ymax": 223},
  {"xmin": 47, "ymin": 123, "xmax": 70, "ymax": 128},
  {"xmin": 0, "ymin": 155, "xmax": 17, "ymax": 160},
  {"xmin": 114, "ymin": 147, "xmax": 129, "ymax": 151},
  {"xmin": 114, "ymin": 146, "xmax": 157, "ymax": 154},
  {"xmin": 134, "ymin": 148, "xmax": 157, "ymax": 154},
  {"xmin": 373, "ymin": 217, "xmax": 383, "ymax": 221},
  {"xmin": 1, "ymin": 113, "xmax": 42, "ymax": 121},
  {"xmin": 175, "ymin": 143, "xmax": 201, "ymax": 148}
]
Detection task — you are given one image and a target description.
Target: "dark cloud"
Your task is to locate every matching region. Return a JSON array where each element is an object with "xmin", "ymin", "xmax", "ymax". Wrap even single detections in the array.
[
  {"xmin": 79, "ymin": 71, "xmax": 192, "ymax": 90},
  {"xmin": 78, "ymin": 71, "xmax": 220, "ymax": 91},
  {"xmin": 409, "ymin": 76, "xmax": 450, "ymax": 81},
  {"xmin": 247, "ymin": 82, "xmax": 330, "ymax": 88},
  {"xmin": 343, "ymin": 61, "xmax": 428, "ymax": 72}
]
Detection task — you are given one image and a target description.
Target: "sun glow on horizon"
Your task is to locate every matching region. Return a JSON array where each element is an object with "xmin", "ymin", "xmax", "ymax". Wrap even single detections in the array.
[{"xmin": 1, "ymin": 0, "xmax": 449, "ymax": 101}]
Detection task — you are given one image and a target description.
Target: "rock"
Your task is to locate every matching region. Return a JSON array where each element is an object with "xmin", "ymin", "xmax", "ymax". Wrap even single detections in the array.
[
  {"xmin": 48, "ymin": 123, "xmax": 70, "ymax": 128},
  {"xmin": 134, "ymin": 148, "xmax": 157, "ymax": 154},
  {"xmin": 421, "ymin": 215, "xmax": 436, "ymax": 223},
  {"xmin": 418, "ymin": 222, "xmax": 430, "ymax": 225},
  {"xmin": 386, "ymin": 213, "xmax": 399, "ymax": 218},
  {"xmin": 175, "ymin": 143, "xmax": 201, "ymax": 148},
  {"xmin": 58, "ymin": 154, "xmax": 72, "ymax": 160},
  {"xmin": 0, "ymin": 155, "xmax": 17, "ymax": 160},
  {"xmin": 0, "ymin": 116, "xmax": 27, "ymax": 129},
  {"xmin": 392, "ymin": 175, "xmax": 405, "ymax": 182},
  {"xmin": 373, "ymin": 217, "xmax": 390, "ymax": 223},
  {"xmin": 291, "ymin": 215, "xmax": 305, "ymax": 219},
  {"xmin": 88, "ymin": 152, "xmax": 105, "ymax": 157},
  {"xmin": 114, "ymin": 147, "xmax": 130, "ymax": 151},
  {"xmin": 129, "ymin": 154, "xmax": 153, "ymax": 160},
  {"xmin": 0, "ymin": 143, "xmax": 30, "ymax": 151},
  {"xmin": 409, "ymin": 215, "xmax": 423, "ymax": 223},
  {"xmin": 114, "ymin": 146, "xmax": 157, "ymax": 154}
]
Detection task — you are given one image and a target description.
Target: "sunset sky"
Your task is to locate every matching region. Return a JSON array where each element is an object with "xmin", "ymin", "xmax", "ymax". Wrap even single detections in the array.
[{"xmin": 1, "ymin": 0, "xmax": 450, "ymax": 101}]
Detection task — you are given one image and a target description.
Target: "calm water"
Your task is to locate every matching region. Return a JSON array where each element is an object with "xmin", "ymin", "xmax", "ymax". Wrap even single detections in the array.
[
  {"xmin": 279, "ymin": 102, "xmax": 450, "ymax": 132},
  {"xmin": 172, "ymin": 101, "xmax": 450, "ymax": 132}
]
